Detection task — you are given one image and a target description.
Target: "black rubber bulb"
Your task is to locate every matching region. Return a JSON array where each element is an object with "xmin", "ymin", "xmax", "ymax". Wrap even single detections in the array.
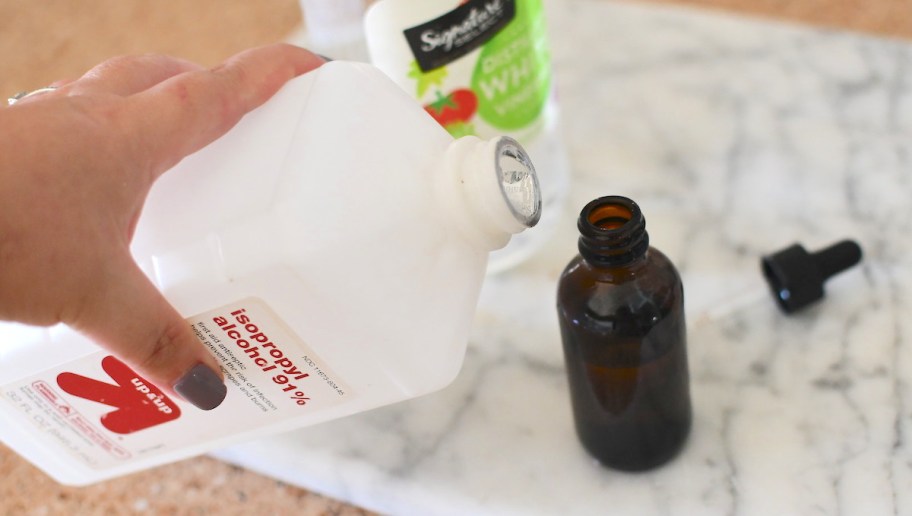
[{"xmin": 761, "ymin": 240, "xmax": 863, "ymax": 314}]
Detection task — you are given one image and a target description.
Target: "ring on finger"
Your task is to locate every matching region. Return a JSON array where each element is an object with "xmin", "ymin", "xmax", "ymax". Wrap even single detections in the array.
[{"xmin": 7, "ymin": 86, "xmax": 59, "ymax": 106}]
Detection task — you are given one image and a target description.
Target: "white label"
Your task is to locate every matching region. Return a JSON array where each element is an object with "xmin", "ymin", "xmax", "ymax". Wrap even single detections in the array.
[{"xmin": 0, "ymin": 297, "xmax": 349, "ymax": 470}]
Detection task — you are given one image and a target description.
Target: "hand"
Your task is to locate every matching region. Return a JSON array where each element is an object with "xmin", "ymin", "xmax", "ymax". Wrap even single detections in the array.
[{"xmin": 0, "ymin": 44, "xmax": 324, "ymax": 410}]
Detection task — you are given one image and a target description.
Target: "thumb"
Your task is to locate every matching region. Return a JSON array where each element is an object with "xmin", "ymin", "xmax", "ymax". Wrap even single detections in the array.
[{"xmin": 72, "ymin": 256, "xmax": 227, "ymax": 411}]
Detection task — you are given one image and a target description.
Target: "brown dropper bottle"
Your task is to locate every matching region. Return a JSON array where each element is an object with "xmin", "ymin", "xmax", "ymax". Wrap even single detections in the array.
[{"xmin": 556, "ymin": 196, "xmax": 691, "ymax": 471}]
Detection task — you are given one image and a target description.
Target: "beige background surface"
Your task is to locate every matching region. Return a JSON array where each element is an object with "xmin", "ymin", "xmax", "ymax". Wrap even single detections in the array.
[{"xmin": 1, "ymin": 0, "xmax": 908, "ymax": 514}]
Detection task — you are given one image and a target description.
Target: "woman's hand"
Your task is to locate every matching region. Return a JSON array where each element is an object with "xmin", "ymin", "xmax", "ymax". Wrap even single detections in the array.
[{"xmin": 0, "ymin": 44, "xmax": 324, "ymax": 410}]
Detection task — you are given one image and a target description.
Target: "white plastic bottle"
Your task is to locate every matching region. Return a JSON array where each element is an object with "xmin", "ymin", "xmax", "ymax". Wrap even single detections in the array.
[
  {"xmin": 298, "ymin": 0, "xmax": 369, "ymax": 61},
  {"xmin": 0, "ymin": 61, "xmax": 540, "ymax": 485},
  {"xmin": 365, "ymin": 0, "xmax": 570, "ymax": 273}
]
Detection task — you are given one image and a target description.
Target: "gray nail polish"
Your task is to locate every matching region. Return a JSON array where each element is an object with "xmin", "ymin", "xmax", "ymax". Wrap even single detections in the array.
[
  {"xmin": 317, "ymin": 54, "xmax": 334, "ymax": 62},
  {"xmin": 173, "ymin": 364, "xmax": 227, "ymax": 411}
]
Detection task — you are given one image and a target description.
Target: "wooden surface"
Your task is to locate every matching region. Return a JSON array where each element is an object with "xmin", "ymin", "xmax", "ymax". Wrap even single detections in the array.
[
  {"xmin": 647, "ymin": 0, "xmax": 912, "ymax": 40},
  {"xmin": 0, "ymin": 0, "xmax": 908, "ymax": 514}
]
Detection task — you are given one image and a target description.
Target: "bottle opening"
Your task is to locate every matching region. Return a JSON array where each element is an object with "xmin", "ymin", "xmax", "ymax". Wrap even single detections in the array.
[
  {"xmin": 495, "ymin": 137, "xmax": 542, "ymax": 228},
  {"xmin": 587, "ymin": 203, "xmax": 633, "ymax": 231},
  {"xmin": 577, "ymin": 196, "xmax": 649, "ymax": 267}
]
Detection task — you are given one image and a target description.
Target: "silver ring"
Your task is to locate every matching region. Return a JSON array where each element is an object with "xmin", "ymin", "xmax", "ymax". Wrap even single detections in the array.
[{"xmin": 7, "ymin": 86, "xmax": 58, "ymax": 106}]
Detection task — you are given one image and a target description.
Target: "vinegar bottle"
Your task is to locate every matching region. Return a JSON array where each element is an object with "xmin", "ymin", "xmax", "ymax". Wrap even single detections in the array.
[{"xmin": 556, "ymin": 196, "xmax": 691, "ymax": 471}]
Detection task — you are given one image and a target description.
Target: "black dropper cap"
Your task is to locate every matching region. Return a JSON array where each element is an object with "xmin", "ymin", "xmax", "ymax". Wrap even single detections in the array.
[{"xmin": 761, "ymin": 239, "xmax": 863, "ymax": 314}]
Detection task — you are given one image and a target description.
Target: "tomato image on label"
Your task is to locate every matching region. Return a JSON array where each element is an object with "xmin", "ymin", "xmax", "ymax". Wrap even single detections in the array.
[
  {"xmin": 56, "ymin": 356, "xmax": 181, "ymax": 434},
  {"xmin": 424, "ymin": 89, "xmax": 479, "ymax": 137}
]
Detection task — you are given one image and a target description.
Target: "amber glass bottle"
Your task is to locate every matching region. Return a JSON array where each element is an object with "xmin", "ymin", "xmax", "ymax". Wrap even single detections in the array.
[{"xmin": 556, "ymin": 196, "xmax": 691, "ymax": 471}]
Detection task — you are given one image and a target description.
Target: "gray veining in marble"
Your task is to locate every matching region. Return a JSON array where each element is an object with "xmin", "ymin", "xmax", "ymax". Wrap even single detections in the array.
[{"xmin": 215, "ymin": 1, "xmax": 912, "ymax": 514}]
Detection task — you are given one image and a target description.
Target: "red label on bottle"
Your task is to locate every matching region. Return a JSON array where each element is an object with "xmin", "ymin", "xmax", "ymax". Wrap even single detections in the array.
[
  {"xmin": 56, "ymin": 356, "xmax": 181, "ymax": 434},
  {"xmin": 0, "ymin": 298, "xmax": 349, "ymax": 472}
]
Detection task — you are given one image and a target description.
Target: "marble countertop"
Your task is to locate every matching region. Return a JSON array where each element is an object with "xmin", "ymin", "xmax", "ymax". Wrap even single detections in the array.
[
  {"xmin": 214, "ymin": 0, "xmax": 912, "ymax": 514},
  {"xmin": 1, "ymin": 1, "xmax": 910, "ymax": 515}
]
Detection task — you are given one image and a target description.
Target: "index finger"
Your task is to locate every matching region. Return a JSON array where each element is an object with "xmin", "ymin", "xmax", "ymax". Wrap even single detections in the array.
[{"xmin": 128, "ymin": 43, "xmax": 325, "ymax": 176}]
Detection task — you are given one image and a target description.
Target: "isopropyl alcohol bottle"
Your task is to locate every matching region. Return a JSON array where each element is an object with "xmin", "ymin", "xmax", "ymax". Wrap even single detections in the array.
[
  {"xmin": 0, "ymin": 61, "xmax": 541, "ymax": 485},
  {"xmin": 557, "ymin": 196, "xmax": 691, "ymax": 471}
]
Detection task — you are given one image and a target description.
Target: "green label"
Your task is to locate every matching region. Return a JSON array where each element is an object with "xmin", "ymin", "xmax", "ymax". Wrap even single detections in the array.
[
  {"xmin": 405, "ymin": 0, "xmax": 552, "ymax": 137},
  {"xmin": 471, "ymin": 0, "xmax": 551, "ymax": 131}
]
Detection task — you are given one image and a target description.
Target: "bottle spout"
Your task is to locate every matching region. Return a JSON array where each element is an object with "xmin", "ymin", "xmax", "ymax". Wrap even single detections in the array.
[
  {"xmin": 437, "ymin": 136, "xmax": 542, "ymax": 251},
  {"xmin": 494, "ymin": 137, "xmax": 541, "ymax": 229}
]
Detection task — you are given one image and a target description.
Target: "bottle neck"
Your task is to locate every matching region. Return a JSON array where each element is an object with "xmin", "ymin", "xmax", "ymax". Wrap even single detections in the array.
[
  {"xmin": 577, "ymin": 196, "xmax": 649, "ymax": 268},
  {"xmin": 436, "ymin": 136, "xmax": 542, "ymax": 251}
]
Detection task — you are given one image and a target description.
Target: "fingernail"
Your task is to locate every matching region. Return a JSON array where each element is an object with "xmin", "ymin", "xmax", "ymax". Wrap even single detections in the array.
[
  {"xmin": 316, "ymin": 54, "xmax": 334, "ymax": 62},
  {"xmin": 173, "ymin": 363, "xmax": 227, "ymax": 411}
]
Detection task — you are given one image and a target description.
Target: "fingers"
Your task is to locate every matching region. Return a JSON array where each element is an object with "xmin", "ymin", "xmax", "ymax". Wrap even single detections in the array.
[
  {"xmin": 71, "ymin": 255, "xmax": 227, "ymax": 411},
  {"xmin": 65, "ymin": 54, "xmax": 204, "ymax": 97},
  {"xmin": 128, "ymin": 43, "xmax": 325, "ymax": 174},
  {"xmin": 7, "ymin": 55, "xmax": 203, "ymax": 107}
]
